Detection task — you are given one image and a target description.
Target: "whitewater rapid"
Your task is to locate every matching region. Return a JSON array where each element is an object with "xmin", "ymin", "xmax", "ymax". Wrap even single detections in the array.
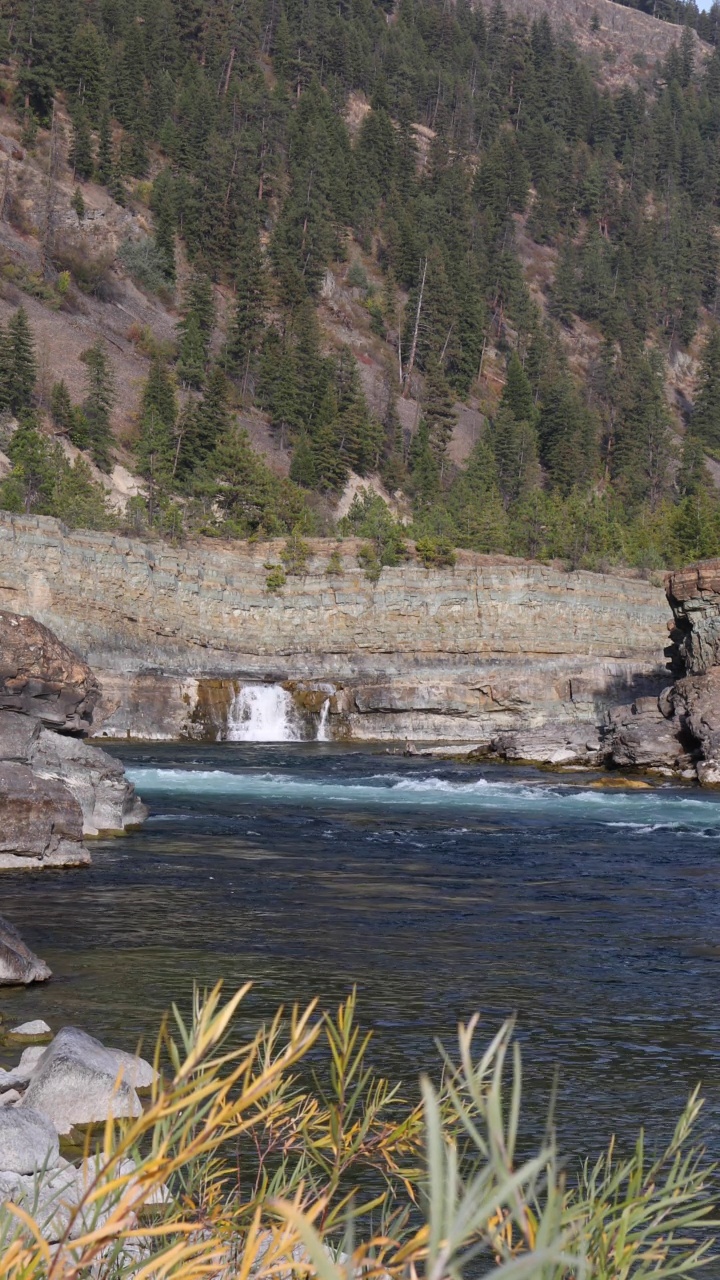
[{"xmin": 125, "ymin": 766, "xmax": 720, "ymax": 835}]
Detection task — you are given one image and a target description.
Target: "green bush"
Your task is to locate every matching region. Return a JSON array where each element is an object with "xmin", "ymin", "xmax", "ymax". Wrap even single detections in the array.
[
  {"xmin": 265, "ymin": 564, "xmax": 286, "ymax": 592},
  {"xmin": 280, "ymin": 531, "xmax": 310, "ymax": 574},
  {"xmin": 415, "ymin": 534, "xmax": 457, "ymax": 568}
]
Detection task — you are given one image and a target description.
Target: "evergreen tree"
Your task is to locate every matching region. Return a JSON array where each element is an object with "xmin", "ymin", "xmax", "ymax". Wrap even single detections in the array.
[
  {"xmin": 97, "ymin": 108, "xmax": 113, "ymax": 185},
  {"xmin": 490, "ymin": 405, "xmax": 540, "ymax": 508},
  {"xmin": 7, "ymin": 308, "xmax": 37, "ymax": 415},
  {"xmin": 501, "ymin": 353, "xmax": 536, "ymax": 424},
  {"xmin": 176, "ymin": 273, "xmax": 215, "ymax": 388},
  {"xmin": 136, "ymin": 358, "xmax": 178, "ymax": 519},
  {"xmin": 422, "ymin": 355, "xmax": 456, "ymax": 468},
  {"xmin": 693, "ymin": 326, "xmax": 720, "ymax": 450},
  {"xmin": 226, "ymin": 222, "xmax": 265, "ymax": 396},
  {"xmin": 193, "ymin": 365, "xmax": 231, "ymax": 461},
  {"xmin": 50, "ymin": 379, "xmax": 73, "ymax": 431},
  {"xmin": 80, "ymin": 340, "xmax": 116, "ymax": 472},
  {"xmin": 69, "ymin": 104, "xmax": 94, "ymax": 181}
]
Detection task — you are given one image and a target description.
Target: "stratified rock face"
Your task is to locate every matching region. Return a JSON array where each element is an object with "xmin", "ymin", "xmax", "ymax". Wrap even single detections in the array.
[
  {"xmin": 0, "ymin": 513, "xmax": 670, "ymax": 743},
  {"xmin": 0, "ymin": 915, "xmax": 51, "ymax": 985},
  {"xmin": 0, "ymin": 610, "xmax": 99, "ymax": 733}
]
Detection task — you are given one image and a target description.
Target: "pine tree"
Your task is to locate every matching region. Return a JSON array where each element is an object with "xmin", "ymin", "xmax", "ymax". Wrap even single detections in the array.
[
  {"xmin": 97, "ymin": 108, "xmax": 113, "ymax": 185},
  {"xmin": 501, "ymin": 353, "xmax": 536, "ymax": 424},
  {"xmin": 137, "ymin": 360, "xmax": 177, "ymax": 522},
  {"xmin": 409, "ymin": 419, "xmax": 441, "ymax": 509},
  {"xmin": 490, "ymin": 405, "xmax": 540, "ymax": 508},
  {"xmin": 289, "ymin": 431, "xmax": 318, "ymax": 488},
  {"xmin": 693, "ymin": 326, "xmax": 720, "ymax": 450},
  {"xmin": 176, "ymin": 273, "xmax": 215, "ymax": 388},
  {"xmin": 2, "ymin": 414, "xmax": 55, "ymax": 514},
  {"xmin": 7, "ymin": 308, "xmax": 37, "ymax": 415},
  {"xmin": 226, "ymin": 222, "xmax": 265, "ymax": 396},
  {"xmin": 50, "ymin": 379, "xmax": 73, "ymax": 431},
  {"xmin": 150, "ymin": 170, "xmax": 176, "ymax": 281},
  {"xmin": 80, "ymin": 340, "xmax": 116, "ymax": 472},
  {"xmin": 422, "ymin": 356, "xmax": 456, "ymax": 467},
  {"xmin": 193, "ymin": 365, "xmax": 231, "ymax": 460},
  {"xmin": 69, "ymin": 104, "xmax": 94, "ymax": 181}
]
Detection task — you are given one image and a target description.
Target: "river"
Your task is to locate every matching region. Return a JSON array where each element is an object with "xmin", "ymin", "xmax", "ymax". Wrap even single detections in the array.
[{"xmin": 3, "ymin": 741, "xmax": 720, "ymax": 1163}]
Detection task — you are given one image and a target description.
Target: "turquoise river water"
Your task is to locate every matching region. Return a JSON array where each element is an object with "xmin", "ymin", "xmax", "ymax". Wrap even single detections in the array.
[{"xmin": 3, "ymin": 741, "xmax": 720, "ymax": 1162}]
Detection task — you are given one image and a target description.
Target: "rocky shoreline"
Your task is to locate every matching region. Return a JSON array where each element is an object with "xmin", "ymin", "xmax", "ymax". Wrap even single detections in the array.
[{"xmin": 0, "ymin": 610, "xmax": 146, "ymax": 870}]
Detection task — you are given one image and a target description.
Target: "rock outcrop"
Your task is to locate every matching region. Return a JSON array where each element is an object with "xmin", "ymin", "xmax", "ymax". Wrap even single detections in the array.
[
  {"xmin": 0, "ymin": 513, "xmax": 670, "ymax": 744},
  {"xmin": 0, "ymin": 916, "xmax": 51, "ymax": 985},
  {"xmin": 603, "ymin": 559, "xmax": 720, "ymax": 784},
  {"xmin": 0, "ymin": 610, "xmax": 146, "ymax": 868},
  {"xmin": 0, "ymin": 610, "xmax": 98, "ymax": 732}
]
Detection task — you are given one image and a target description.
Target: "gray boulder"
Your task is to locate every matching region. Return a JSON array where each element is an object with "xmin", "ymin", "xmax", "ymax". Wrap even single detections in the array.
[
  {"xmin": 486, "ymin": 725, "xmax": 604, "ymax": 767},
  {"xmin": 21, "ymin": 1027, "xmax": 155, "ymax": 1135},
  {"xmin": 0, "ymin": 762, "xmax": 88, "ymax": 868},
  {"xmin": 0, "ymin": 914, "xmax": 51, "ymax": 984},
  {"xmin": 30, "ymin": 728, "xmax": 148, "ymax": 836},
  {"xmin": 0, "ymin": 1106, "xmax": 59, "ymax": 1173}
]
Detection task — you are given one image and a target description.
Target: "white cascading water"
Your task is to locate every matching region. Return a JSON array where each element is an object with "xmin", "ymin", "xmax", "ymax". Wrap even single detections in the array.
[
  {"xmin": 317, "ymin": 698, "xmax": 331, "ymax": 742},
  {"xmin": 226, "ymin": 684, "xmax": 303, "ymax": 742}
]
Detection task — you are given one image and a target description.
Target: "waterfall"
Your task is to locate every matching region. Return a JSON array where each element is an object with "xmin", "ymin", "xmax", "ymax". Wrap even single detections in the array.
[
  {"xmin": 317, "ymin": 698, "xmax": 331, "ymax": 742},
  {"xmin": 226, "ymin": 685, "xmax": 303, "ymax": 742}
]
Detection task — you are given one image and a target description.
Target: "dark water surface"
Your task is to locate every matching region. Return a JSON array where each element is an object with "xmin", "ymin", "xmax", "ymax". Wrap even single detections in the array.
[{"xmin": 3, "ymin": 741, "xmax": 720, "ymax": 1163}]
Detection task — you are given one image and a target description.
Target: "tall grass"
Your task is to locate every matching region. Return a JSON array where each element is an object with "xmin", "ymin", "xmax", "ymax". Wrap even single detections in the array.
[{"xmin": 0, "ymin": 986, "xmax": 715, "ymax": 1279}]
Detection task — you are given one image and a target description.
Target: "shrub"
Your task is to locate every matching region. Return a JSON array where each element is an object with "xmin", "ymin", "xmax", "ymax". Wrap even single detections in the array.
[
  {"xmin": 347, "ymin": 260, "xmax": 369, "ymax": 291},
  {"xmin": 326, "ymin": 547, "xmax": 343, "ymax": 575},
  {"xmin": 280, "ymin": 531, "xmax": 310, "ymax": 575},
  {"xmin": 118, "ymin": 236, "xmax": 172, "ymax": 295},
  {"xmin": 357, "ymin": 540, "xmax": 381, "ymax": 582},
  {"xmin": 265, "ymin": 564, "xmax": 286, "ymax": 592},
  {"xmin": 52, "ymin": 236, "xmax": 117, "ymax": 300},
  {"xmin": 0, "ymin": 988, "xmax": 715, "ymax": 1280},
  {"xmin": 415, "ymin": 534, "xmax": 457, "ymax": 568}
]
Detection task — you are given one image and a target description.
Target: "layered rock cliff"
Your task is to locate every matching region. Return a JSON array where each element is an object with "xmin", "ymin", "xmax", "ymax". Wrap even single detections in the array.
[{"xmin": 0, "ymin": 512, "xmax": 671, "ymax": 743}]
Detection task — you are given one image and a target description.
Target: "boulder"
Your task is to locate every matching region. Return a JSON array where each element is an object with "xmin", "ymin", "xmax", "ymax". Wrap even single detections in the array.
[
  {"xmin": 21, "ymin": 1027, "xmax": 156, "ymax": 1135},
  {"xmin": 0, "ymin": 1162, "xmax": 83, "ymax": 1243},
  {"xmin": 0, "ymin": 1106, "xmax": 59, "ymax": 1173},
  {"xmin": 485, "ymin": 725, "xmax": 604, "ymax": 767},
  {"xmin": 0, "ymin": 611, "xmax": 99, "ymax": 733},
  {"xmin": 0, "ymin": 914, "xmax": 51, "ymax": 985},
  {"xmin": 605, "ymin": 695, "xmax": 691, "ymax": 772},
  {"xmin": 7, "ymin": 1020, "xmax": 52, "ymax": 1042},
  {"xmin": 0, "ymin": 761, "xmax": 88, "ymax": 868},
  {"xmin": 29, "ymin": 728, "xmax": 147, "ymax": 835}
]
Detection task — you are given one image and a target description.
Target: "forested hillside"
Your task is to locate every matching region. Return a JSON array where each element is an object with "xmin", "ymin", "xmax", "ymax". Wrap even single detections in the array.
[{"xmin": 2, "ymin": 0, "xmax": 720, "ymax": 570}]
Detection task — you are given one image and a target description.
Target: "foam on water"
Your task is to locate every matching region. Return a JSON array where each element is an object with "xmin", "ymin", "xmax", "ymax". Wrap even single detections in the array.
[{"xmin": 125, "ymin": 766, "xmax": 720, "ymax": 833}]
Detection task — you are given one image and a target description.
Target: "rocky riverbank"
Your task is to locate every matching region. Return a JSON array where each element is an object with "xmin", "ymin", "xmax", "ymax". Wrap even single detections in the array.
[
  {"xmin": 0, "ymin": 1015, "xmax": 156, "ymax": 1244},
  {"xmin": 0, "ymin": 611, "xmax": 146, "ymax": 869}
]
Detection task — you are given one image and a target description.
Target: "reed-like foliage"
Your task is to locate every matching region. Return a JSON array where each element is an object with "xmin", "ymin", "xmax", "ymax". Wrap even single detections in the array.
[{"xmin": 0, "ymin": 987, "xmax": 715, "ymax": 1280}]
